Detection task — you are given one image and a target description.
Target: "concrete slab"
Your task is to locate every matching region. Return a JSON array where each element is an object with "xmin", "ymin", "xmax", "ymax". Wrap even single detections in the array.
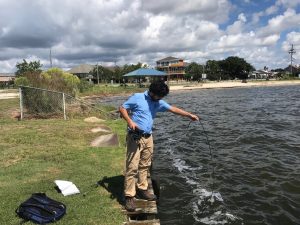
[
  {"xmin": 84, "ymin": 117, "xmax": 105, "ymax": 123},
  {"xmin": 90, "ymin": 125, "xmax": 112, "ymax": 133},
  {"xmin": 90, "ymin": 133, "xmax": 119, "ymax": 147}
]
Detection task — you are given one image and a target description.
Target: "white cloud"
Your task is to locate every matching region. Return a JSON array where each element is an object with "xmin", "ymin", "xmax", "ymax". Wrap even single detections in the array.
[
  {"xmin": 0, "ymin": 0, "xmax": 298, "ymax": 72},
  {"xmin": 140, "ymin": 14, "xmax": 221, "ymax": 54},
  {"xmin": 258, "ymin": 9, "xmax": 300, "ymax": 37},
  {"xmin": 276, "ymin": 0, "xmax": 300, "ymax": 8},
  {"xmin": 261, "ymin": 34, "xmax": 281, "ymax": 45},
  {"xmin": 282, "ymin": 32, "xmax": 300, "ymax": 57},
  {"xmin": 251, "ymin": 0, "xmax": 300, "ymax": 25},
  {"xmin": 141, "ymin": 0, "xmax": 232, "ymax": 23},
  {"xmin": 251, "ymin": 11, "xmax": 264, "ymax": 24},
  {"xmin": 238, "ymin": 13, "xmax": 247, "ymax": 22},
  {"xmin": 227, "ymin": 13, "xmax": 247, "ymax": 34},
  {"xmin": 265, "ymin": 5, "xmax": 279, "ymax": 15},
  {"xmin": 239, "ymin": 47, "xmax": 289, "ymax": 69},
  {"xmin": 209, "ymin": 32, "xmax": 279, "ymax": 51}
]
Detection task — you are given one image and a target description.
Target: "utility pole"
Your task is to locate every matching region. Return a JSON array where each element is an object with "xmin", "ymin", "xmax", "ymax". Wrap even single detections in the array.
[
  {"xmin": 96, "ymin": 62, "xmax": 99, "ymax": 85},
  {"xmin": 49, "ymin": 48, "xmax": 53, "ymax": 68},
  {"xmin": 288, "ymin": 44, "xmax": 296, "ymax": 75}
]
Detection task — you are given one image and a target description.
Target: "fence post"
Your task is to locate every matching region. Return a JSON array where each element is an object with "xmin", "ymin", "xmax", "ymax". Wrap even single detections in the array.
[
  {"xmin": 62, "ymin": 93, "xmax": 66, "ymax": 120},
  {"xmin": 19, "ymin": 87, "xmax": 23, "ymax": 120}
]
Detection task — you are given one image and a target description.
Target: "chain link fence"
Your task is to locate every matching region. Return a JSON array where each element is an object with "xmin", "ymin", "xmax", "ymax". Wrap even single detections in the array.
[{"xmin": 19, "ymin": 86, "xmax": 117, "ymax": 120}]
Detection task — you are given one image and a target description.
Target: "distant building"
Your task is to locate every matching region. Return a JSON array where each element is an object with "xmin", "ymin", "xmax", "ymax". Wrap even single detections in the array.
[
  {"xmin": 67, "ymin": 64, "xmax": 119, "ymax": 83},
  {"xmin": 249, "ymin": 69, "xmax": 275, "ymax": 79},
  {"xmin": 67, "ymin": 64, "xmax": 95, "ymax": 79},
  {"xmin": 0, "ymin": 73, "xmax": 15, "ymax": 87},
  {"xmin": 156, "ymin": 56, "xmax": 188, "ymax": 80},
  {"xmin": 284, "ymin": 65, "xmax": 300, "ymax": 76}
]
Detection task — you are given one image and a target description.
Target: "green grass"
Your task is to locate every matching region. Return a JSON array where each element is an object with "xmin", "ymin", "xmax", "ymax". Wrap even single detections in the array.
[
  {"xmin": 79, "ymin": 84, "xmax": 146, "ymax": 97},
  {"xmin": 0, "ymin": 98, "xmax": 128, "ymax": 225},
  {"xmin": 0, "ymin": 98, "xmax": 19, "ymax": 119}
]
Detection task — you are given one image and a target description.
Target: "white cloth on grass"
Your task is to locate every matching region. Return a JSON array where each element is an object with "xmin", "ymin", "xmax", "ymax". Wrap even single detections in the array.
[{"xmin": 54, "ymin": 180, "xmax": 80, "ymax": 196}]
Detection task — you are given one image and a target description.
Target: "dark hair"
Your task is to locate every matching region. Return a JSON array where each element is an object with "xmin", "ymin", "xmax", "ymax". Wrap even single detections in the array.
[{"xmin": 149, "ymin": 80, "xmax": 169, "ymax": 97}]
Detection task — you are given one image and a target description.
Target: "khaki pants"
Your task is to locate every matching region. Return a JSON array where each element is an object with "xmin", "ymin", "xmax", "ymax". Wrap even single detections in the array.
[{"xmin": 124, "ymin": 133, "xmax": 153, "ymax": 197}]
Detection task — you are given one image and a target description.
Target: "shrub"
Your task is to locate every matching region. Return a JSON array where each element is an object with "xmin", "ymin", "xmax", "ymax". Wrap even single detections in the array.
[
  {"xmin": 41, "ymin": 68, "xmax": 80, "ymax": 96},
  {"xmin": 19, "ymin": 68, "xmax": 80, "ymax": 115},
  {"xmin": 15, "ymin": 77, "xmax": 30, "ymax": 86},
  {"xmin": 78, "ymin": 79, "xmax": 93, "ymax": 93}
]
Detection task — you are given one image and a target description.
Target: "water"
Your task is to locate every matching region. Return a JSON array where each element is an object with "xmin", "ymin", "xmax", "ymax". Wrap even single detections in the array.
[
  {"xmin": 99, "ymin": 85, "xmax": 300, "ymax": 225},
  {"xmin": 153, "ymin": 85, "xmax": 300, "ymax": 225}
]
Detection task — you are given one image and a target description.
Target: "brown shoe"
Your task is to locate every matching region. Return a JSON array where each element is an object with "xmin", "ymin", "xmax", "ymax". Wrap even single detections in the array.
[
  {"xmin": 125, "ymin": 197, "xmax": 135, "ymax": 212},
  {"xmin": 136, "ymin": 189, "xmax": 157, "ymax": 201}
]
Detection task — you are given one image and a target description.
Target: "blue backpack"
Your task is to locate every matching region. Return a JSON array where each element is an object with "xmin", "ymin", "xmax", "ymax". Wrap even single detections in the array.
[{"xmin": 16, "ymin": 193, "xmax": 66, "ymax": 224}]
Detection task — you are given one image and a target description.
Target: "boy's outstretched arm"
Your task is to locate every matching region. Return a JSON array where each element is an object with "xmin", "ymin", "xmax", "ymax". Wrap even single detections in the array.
[{"xmin": 168, "ymin": 106, "xmax": 200, "ymax": 121}]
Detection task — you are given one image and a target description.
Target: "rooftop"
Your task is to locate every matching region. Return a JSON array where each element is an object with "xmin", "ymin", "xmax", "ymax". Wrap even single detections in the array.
[
  {"xmin": 0, "ymin": 73, "xmax": 15, "ymax": 77},
  {"xmin": 67, "ymin": 64, "xmax": 95, "ymax": 74},
  {"xmin": 156, "ymin": 56, "xmax": 182, "ymax": 63}
]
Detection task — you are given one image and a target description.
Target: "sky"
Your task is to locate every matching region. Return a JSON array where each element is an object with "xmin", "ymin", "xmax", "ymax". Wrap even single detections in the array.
[{"xmin": 0, "ymin": 0, "xmax": 300, "ymax": 73}]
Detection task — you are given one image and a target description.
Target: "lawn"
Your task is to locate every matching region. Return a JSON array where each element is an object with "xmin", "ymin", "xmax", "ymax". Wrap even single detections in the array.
[
  {"xmin": 79, "ymin": 84, "xmax": 146, "ymax": 97},
  {"xmin": 0, "ymin": 98, "xmax": 128, "ymax": 225}
]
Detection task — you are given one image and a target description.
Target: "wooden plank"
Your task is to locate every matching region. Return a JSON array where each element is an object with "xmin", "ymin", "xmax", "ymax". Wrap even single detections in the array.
[
  {"xmin": 123, "ymin": 176, "xmax": 160, "ymax": 225},
  {"xmin": 146, "ymin": 178, "xmax": 155, "ymax": 195},
  {"xmin": 135, "ymin": 199, "xmax": 157, "ymax": 214},
  {"xmin": 123, "ymin": 219, "xmax": 160, "ymax": 225},
  {"xmin": 122, "ymin": 199, "xmax": 157, "ymax": 215}
]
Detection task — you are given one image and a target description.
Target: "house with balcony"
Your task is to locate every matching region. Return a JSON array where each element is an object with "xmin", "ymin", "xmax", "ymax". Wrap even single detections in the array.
[{"xmin": 156, "ymin": 56, "xmax": 187, "ymax": 80}]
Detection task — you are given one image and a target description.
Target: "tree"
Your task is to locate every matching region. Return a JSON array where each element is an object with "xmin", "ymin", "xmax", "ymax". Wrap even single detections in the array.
[
  {"xmin": 119, "ymin": 62, "xmax": 143, "ymax": 83},
  {"xmin": 113, "ymin": 66, "xmax": 123, "ymax": 83},
  {"xmin": 90, "ymin": 63, "xmax": 144, "ymax": 84},
  {"xmin": 219, "ymin": 56, "xmax": 255, "ymax": 79},
  {"xmin": 272, "ymin": 68, "xmax": 285, "ymax": 79},
  {"xmin": 91, "ymin": 65, "xmax": 113, "ymax": 83},
  {"xmin": 185, "ymin": 62, "xmax": 203, "ymax": 81},
  {"xmin": 15, "ymin": 59, "xmax": 43, "ymax": 77},
  {"xmin": 206, "ymin": 60, "xmax": 221, "ymax": 80}
]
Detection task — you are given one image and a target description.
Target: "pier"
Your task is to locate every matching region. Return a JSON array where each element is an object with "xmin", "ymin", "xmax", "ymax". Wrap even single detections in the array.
[{"xmin": 122, "ymin": 178, "xmax": 160, "ymax": 225}]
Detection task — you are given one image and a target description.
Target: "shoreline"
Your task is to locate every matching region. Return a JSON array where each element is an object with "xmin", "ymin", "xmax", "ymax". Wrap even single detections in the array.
[
  {"xmin": 82, "ymin": 80, "xmax": 300, "ymax": 100},
  {"xmin": 169, "ymin": 80, "xmax": 300, "ymax": 92},
  {"xmin": 1, "ymin": 80, "xmax": 299, "ymax": 100}
]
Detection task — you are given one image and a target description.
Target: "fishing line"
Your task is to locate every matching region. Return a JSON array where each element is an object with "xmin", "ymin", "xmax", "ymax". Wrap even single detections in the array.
[
  {"xmin": 186, "ymin": 120, "xmax": 243, "ymax": 223},
  {"xmin": 187, "ymin": 119, "xmax": 216, "ymax": 204}
]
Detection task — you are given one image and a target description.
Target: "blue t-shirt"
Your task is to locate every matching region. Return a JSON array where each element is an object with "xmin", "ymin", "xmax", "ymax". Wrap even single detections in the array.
[{"xmin": 122, "ymin": 91, "xmax": 171, "ymax": 134}]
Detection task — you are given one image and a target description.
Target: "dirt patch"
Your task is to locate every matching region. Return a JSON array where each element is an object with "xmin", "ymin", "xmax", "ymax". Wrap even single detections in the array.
[
  {"xmin": 46, "ymin": 167, "xmax": 62, "ymax": 176},
  {"xmin": 3, "ymin": 156, "xmax": 23, "ymax": 167},
  {"xmin": 10, "ymin": 110, "xmax": 21, "ymax": 119},
  {"xmin": 84, "ymin": 117, "xmax": 105, "ymax": 123}
]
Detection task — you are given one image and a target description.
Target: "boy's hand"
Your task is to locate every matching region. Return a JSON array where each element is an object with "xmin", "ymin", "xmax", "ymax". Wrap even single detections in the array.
[
  {"xmin": 189, "ymin": 114, "xmax": 200, "ymax": 121},
  {"xmin": 128, "ymin": 120, "xmax": 139, "ymax": 130}
]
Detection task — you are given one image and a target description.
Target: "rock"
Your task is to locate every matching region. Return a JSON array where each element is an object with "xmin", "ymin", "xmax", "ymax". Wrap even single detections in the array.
[{"xmin": 90, "ymin": 133, "xmax": 119, "ymax": 147}]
